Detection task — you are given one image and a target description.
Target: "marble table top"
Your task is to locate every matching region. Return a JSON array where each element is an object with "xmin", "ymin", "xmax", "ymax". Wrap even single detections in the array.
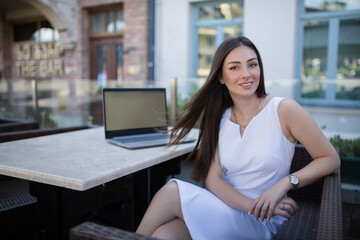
[{"xmin": 0, "ymin": 127, "xmax": 198, "ymax": 191}]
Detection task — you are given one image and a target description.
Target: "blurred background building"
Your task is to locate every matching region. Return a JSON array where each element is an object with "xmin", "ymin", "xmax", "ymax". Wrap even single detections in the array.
[
  {"xmin": 0, "ymin": 0, "xmax": 359, "ymax": 139},
  {"xmin": 155, "ymin": 0, "xmax": 360, "ymax": 139}
]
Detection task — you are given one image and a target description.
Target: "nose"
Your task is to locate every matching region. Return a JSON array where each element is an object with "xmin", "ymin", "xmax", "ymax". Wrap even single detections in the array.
[{"xmin": 240, "ymin": 66, "xmax": 251, "ymax": 80}]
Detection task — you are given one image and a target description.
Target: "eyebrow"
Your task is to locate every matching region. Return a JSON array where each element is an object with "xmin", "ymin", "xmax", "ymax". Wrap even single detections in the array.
[{"xmin": 226, "ymin": 57, "xmax": 258, "ymax": 65}]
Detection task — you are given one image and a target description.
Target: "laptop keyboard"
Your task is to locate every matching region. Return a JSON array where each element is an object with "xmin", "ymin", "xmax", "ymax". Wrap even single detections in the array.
[{"xmin": 113, "ymin": 133, "xmax": 170, "ymax": 144}]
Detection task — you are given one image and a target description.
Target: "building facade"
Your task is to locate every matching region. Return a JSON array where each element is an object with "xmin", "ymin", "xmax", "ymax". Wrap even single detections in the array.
[
  {"xmin": 155, "ymin": 0, "xmax": 360, "ymax": 138},
  {"xmin": 0, "ymin": 0, "xmax": 151, "ymax": 82},
  {"xmin": 0, "ymin": 0, "xmax": 359, "ymax": 137}
]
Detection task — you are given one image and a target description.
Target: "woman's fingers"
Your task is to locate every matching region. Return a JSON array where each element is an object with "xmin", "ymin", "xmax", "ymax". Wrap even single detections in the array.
[
  {"xmin": 275, "ymin": 208, "xmax": 291, "ymax": 219},
  {"xmin": 267, "ymin": 205, "xmax": 275, "ymax": 220},
  {"xmin": 252, "ymin": 200, "xmax": 263, "ymax": 220},
  {"xmin": 281, "ymin": 197, "xmax": 298, "ymax": 215},
  {"xmin": 260, "ymin": 203, "xmax": 270, "ymax": 221}
]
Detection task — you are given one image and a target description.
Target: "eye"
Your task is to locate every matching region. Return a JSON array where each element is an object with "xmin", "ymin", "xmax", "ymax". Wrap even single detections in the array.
[
  {"xmin": 229, "ymin": 66, "xmax": 239, "ymax": 70},
  {"xmin": 249, "ymin": 63, "xmax": 258, "ymax": 68}
]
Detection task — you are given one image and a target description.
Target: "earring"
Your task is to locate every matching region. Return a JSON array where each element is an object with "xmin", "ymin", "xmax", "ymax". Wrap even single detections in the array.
[{"xmin": 220, "ymin": 79, "xmax": 224, "ymax": 84}]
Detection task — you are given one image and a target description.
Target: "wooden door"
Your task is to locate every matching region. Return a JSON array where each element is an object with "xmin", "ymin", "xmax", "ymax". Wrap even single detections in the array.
[{"xmin": 90, "ymin": 38, "xmax": 124, "ymax": 82}]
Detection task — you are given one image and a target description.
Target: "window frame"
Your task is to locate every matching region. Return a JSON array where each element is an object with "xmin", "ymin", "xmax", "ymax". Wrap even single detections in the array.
[
  {"xmin": 89, "ymin": 5, "xmax": 124, "ymax": 39},
  {"xmin": 192, "ymin": 0, "xmax": 244, "ymax": 78},
  {"xmin": 296, "ymin": 0, "xmax": 360, "ymax": 107}
]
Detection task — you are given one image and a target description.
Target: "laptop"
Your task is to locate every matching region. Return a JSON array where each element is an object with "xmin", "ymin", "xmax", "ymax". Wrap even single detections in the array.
[{"xmin": 102, "ymin": 88, "xmax": 195, "ymax": 149}]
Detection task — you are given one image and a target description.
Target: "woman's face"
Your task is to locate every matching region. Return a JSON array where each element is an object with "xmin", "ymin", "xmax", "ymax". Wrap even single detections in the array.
[{"xmin": 221, "ymin": 45, "xmax": 260, "ymax": 99}]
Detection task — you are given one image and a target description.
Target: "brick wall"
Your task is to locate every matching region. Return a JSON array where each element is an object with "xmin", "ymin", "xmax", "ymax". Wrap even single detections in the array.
[
  {"xmin": 123, "ymin": 0, "xmax": 149, "ymax": 81},
  {"xmin": 78, "ymin": 0, "xmax": 149, "ymax": 82},
  {"xmin": 1, "ymin": 0, "xmax": 149, "ymax": 82},
  {"xmin": 1, "ymin": 13, "xmax": 12, "ymax": 79}
]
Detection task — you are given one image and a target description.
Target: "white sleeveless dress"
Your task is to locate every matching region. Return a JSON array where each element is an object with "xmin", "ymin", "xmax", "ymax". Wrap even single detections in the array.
[{"xmin": 170, "ymin": 97, "xmax": 295, "ymax": 240}]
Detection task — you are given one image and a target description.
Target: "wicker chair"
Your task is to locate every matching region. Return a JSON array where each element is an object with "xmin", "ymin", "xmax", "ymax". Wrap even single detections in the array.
[
  {"xmin": 276, "ymin": 145, "xmax": 343, "ymax": 240},
  {"xmin": 69, "ymin": 145, "xmax": 343, "ymax": 240}
]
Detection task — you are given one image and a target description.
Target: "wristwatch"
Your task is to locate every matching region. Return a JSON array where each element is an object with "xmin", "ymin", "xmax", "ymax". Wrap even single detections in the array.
[{"xmin": 289, "ymin": 174, "xmax": 299, "ymax": 190}]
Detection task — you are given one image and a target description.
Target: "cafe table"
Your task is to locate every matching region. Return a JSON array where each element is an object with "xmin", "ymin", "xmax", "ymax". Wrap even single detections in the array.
[{"xmin": 0, "ymin": 126, "xmax": 198, "ymax": 239}]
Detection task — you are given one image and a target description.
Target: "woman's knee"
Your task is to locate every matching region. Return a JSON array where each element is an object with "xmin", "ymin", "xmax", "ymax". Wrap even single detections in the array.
[
  {"xmin": 156, "ymin": 181, "xmax": 179, "ymax": 200},
  {"xmin": 153, "ymin": 181, "xmax": 182, "ymax": 217}
]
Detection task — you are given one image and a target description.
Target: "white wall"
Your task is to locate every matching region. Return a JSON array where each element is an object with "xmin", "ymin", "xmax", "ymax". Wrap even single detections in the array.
[
  {"xmin": 243, "ymin": 0, "xmax": 297, "ymax": 80},
  {"xmin": 156, "ymin": 0, "xmax": 188, "ymax": 83},
  {"xmin": 155, "ymin": 0, "xmax": 359, "ymax": 138},
  {"xmin": 156, "ymin": 0, "xmax": 298, "ymax": 91}
]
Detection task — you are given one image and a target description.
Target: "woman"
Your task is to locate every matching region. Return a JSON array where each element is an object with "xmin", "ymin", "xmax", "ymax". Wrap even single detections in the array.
[{"xmin": 136, "ymin": 36, "xmax": 340, "ymax": 239}]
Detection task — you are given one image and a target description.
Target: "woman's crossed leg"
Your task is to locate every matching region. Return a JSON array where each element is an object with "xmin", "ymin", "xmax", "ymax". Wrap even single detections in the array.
[{"xmin": 136, "ymin": 181, "xmax": 191, "ymax": 240}]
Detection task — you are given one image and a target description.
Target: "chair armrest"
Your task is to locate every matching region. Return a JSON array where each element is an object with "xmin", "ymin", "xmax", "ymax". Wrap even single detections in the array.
[
  {"xmin": 316, "ymin": 169, "xmax": 343, "ymax": 240},
  {"xmin": 69, "ymin": 222, "xmax": 156, "ymax": 240}
]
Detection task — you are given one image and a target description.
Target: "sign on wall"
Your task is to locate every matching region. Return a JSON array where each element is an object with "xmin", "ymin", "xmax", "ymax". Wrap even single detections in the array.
[{"xmin": 13, "ymin": 42, "xmax": 64, "ymax": 78}]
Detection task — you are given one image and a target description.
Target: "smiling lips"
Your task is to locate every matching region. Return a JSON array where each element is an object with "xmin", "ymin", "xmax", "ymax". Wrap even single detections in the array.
[{"xmin": 239, "ymin": 81, "xmax": 253, "ymax": 89}]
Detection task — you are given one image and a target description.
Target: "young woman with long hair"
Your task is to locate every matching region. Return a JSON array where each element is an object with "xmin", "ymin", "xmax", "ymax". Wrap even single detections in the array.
[{"xmin": 136, "ymin": 36, "xmax": 340, "ymax": 240}]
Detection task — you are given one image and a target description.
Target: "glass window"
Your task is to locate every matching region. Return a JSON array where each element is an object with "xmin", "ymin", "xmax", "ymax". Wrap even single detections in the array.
[
  {"xmin": 13, "ymin": 20, "xmax": 58, "ymax": 42},
  {"xmin": 301, "ymin": 21, "xmax": 329, "ymax": 99},
  {"xmin": 14, "ymin": 22, "xmax": 37, "ymax": 42},
  {"xmin": 37, "ymin": 21, "xmax": 59, "ymax": 42},
  {"xmin": 298, "ymin": 0, "xmax": 360, "ymax": 105},
  {"xmin": 91, "ymin": 9, "xmax": 124, "ymax": 34},
  {"xmin": 92, "ymin": 12, "xmax": 106, "ymax": 33},
  {"xmin": 193, "ymin": 1, "xmax": 243, "ymax": 78},
  {"xmin": 305, "ymin": 0, "xmax": 360, "ymax": 12},
  {"xmin": 107, "ymin": 12, "xmax": 115, "ymax": 32},
  {"xmin": 199, "ymin": 2, "xmax": 243, "ymax": 21},
  {"xmin": 197, "ymin": 28, "xmax": 216, "ymax": 77},
  {"xmin": 336, "ymin": 18, "xmax": 360, "ymax": 100},
  {"xmin": 116, "ymin": 11, "xmax": 125, "ymax": 32},
  {"xmin": 116, "ymin": 44, "xmax": 124, "ymax": 81},
  {"xmin": 223, "ymin": 26, "xmax": 243, "ymax": 40},
  {"xmin": 96, "ymin": 45, "xmax": 107, "ymax": 88}
]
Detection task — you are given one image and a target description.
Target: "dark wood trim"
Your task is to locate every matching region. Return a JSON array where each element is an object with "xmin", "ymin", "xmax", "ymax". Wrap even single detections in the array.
[
  {"xmin": 89, "ymin": 32, "xmax": 123, "ymax": 39},
  {"xmin": 87, "ymin": 4, "xmax": 123, "ymax": 13}
]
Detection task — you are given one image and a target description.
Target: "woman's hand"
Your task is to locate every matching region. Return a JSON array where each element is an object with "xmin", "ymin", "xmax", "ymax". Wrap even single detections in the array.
[
  {"xmin": 249, "ymin": 177, "xmax": 293, "ymax": 221},
  {"xmin": 273, "ymin": 197, "xmax": 298, "ymax": 219},
  {"xmin": 249, "ymin": 195, "xmax": 297, "ymax": 221}
]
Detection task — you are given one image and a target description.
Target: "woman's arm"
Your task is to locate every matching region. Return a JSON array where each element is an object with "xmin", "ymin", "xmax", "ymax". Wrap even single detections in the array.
[
  {"xmin": 279, "ymin": 98, "xmax": 340, "ymax": 187},
  {"xmin": 205, "ymin": 147, "xmax": 253, "ymax": 213},
  {"xmin": 250, "ymin": 98, "xmax": 340, "ymax": 221},
  {"xmin": 205, "ymin": 147, "xmax": 297, "ymax": 218}
]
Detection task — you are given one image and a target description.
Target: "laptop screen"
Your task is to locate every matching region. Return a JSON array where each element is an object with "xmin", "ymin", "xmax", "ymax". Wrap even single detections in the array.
[{"xmin": 103, "ymin": 88, "xmax": 168, "ymax": 138}]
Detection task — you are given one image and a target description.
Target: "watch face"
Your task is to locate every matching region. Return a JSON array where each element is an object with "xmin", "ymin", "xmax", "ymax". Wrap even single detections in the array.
[
  {"xmin": 290, "ymin": 174, "xmax": 299, "ymax": 185},
  {"xmin": 292, "ymin": 177, "xmax": 299, "ymax": 184}
]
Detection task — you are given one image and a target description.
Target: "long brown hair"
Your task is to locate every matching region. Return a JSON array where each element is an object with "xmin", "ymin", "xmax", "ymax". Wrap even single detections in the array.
[{"xmin": 169, "ymin": 36, "xmax": 267, "ymax": 182}]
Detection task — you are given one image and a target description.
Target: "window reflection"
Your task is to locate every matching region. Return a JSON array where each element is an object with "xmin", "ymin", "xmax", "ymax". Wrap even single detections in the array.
[
  {"xmin": 336, "ymin": 18, "xmax": 360, "ymax": 100},
  {"xmin": 13, "ymin": 21, "xmax": 59, "ymax": 42},
  {"xmin": 223, "ymin": 26, "xmax": 242, "ymax": 40},
  {"xmin": 301, "ymin": 21, "xmax": 329, "ymax": 99},
  {"xmin": 305, "ymin": 0, "xmax": 360, "ymax": 12},
  {"xmin": 92, "ymin": 10, "xmax": 124, "ymax": 34},
  {"xmin": 199, "ymin": 1, "xmax": 243, "ymax": 21},
  {"xmin": 116, "ymin": 11, "xmax": 125, "ymax": 32},
  {"xmin": 197, "ymin": 28, "xmax": 216, "ymax": 77},
  {"xmin": 107, "ymin": 12, "xmax": 115, "ymax": 32},
  {"xmin": 116, "ymin": 44, "xmax": 124, "ymax": 81},
  {"xmin": 92, "ymin": 12, "xmax": 106, "ymax": 33}
]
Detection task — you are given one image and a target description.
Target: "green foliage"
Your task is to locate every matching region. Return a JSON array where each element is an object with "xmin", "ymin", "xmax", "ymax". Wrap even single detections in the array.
[
  {"xmin": 329, "ymin": 135, "xmax": 360, "ymax": 158},
  {"xmin": 88, "ymin": 115, "xmax": 94, "ymax": 125},
  {"xmin": 40, "ymin": 110, "xmax": 59, "ymax": 128},
  {"xmin": 176, "ymin": 86, "xmax": 202, "ymax": 128},
  {"xmin": 48, "ymin": 114, "xmax": 59, "ymax": 127},
  {"xmin": 0, "ymin": 107, "xmax": 13, "ymax": 118}
]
